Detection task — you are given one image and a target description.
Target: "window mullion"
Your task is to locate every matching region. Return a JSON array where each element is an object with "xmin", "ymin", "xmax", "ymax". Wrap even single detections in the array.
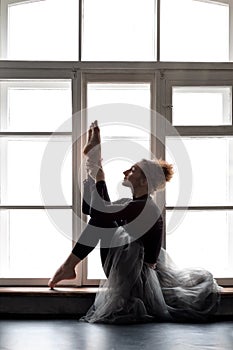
[
  {"xmin": 0, "ymin": 138, "xmax": 7, "ymax": 205},
  {"xmin": 156, "ymin": 0, "xmax": 160, "ymax": 61},
  {"xmin": 0, "ymin": 0, "xmax": 8, "ymax": 58},
  {"xmin": 0, "ymin": 210, "xmax": 10, "ymax": 277},
  {"xmin": 71, "ymin": 71, "xmax": 82, "ymax": 286},
  {"xmin": 228, "ymin": 213, "xmax": 233, "ymax": 276},
  {"xmin": 79, "ymin": 0, "xmax": 82, "ymax": 61},
  {"xmin": 229, "ymin": 0, "xmax": 233, "ymax": 61},
  {"xmin": 0, "ymin": 82, "xmax": 8, "ymax": 130},
  {"xmin": 0, "ymin": 137, "xmax": 9, "ymax": 277}
]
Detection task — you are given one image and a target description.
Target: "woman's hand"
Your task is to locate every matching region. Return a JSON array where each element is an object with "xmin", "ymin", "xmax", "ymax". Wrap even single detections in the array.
[{"xmin": 145, "ymin": 262, "xmax": 157, "ymax": 270}]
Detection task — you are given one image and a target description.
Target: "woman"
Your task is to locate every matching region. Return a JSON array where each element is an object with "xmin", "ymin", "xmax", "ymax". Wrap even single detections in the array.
[{"xmin": 49, "ymin": 121, "xmax": 220, "ymax": 323}]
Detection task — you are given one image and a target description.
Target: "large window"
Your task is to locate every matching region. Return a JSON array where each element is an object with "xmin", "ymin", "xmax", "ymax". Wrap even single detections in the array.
[
  {"xmin": 165, "ymin": 76, "xmax": 233, "ymax": 285},
  {"xmin": 0, "ymin": 0, "xmax": 232, "ymax": 286},
  {"xmin": 0, "ymin": 80, "xmax": 73, "ymax": 285}
]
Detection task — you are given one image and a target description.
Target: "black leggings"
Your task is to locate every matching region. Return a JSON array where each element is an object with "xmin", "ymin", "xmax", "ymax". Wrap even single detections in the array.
[
  {"xmin": 72, "ymin": 176, "xmax": 119, "ymax": 276},
  {"xmin": 72, "ymin": 217, "xmax": 118, "ymax": 277}
]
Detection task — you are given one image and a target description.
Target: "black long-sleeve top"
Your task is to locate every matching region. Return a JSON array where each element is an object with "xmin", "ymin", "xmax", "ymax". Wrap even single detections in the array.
[{"xmin": 80, "ymin": 177, "xmax": 163, "ymax": 264}]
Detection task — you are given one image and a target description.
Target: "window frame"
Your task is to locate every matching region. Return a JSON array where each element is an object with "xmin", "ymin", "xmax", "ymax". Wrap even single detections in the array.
[
  {"xmin": 0, "ymin": 0, "xmax": 233, "ymax": 286},
  {"xmin": 163, "ymin": 69, "xmax": 233, "ymax": 286},
  {"xmin": 0, "ymin": 65, "xmax": 233, "ymax": 286},
  {"xmin": 80, "ymin": 72, "xmax": 158, "ymax": 285},
  {"xmin": 0, "ymin": 75, "xmax": 78, "ymax": 286}
]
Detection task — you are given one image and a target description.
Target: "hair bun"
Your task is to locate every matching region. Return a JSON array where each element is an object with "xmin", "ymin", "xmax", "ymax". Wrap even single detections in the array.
[{"xmin": 158, "ymin": 159, "xmax": 174, "ymax": 182}]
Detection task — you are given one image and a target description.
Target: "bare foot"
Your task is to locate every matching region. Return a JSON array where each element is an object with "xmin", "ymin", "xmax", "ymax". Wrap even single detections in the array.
[
  {"xmin": 48, "ymin": 253, "xmax": 81, "ymax": 289},
  {"xmin": 83, "ymin": 123, "xmax": 93, "ymax": 155},
  {"xmin": 83, "ymin": 120, "xmax": 101, "ymax": 155},
  {"xmin": 48, "ymin": 265, "xmax": 76, "ymax": 289}
]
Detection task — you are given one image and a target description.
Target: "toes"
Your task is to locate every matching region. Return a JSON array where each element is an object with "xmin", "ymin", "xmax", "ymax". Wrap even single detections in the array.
[
  {"xmin": 88, "ymin": 123, "xmax": 93, "ymax": 135},
  {"xmin": 48, "ymin": 279, "xmax": 55, "ymax": 289},
  {"xmin": 87, "ymin": 127, "xmax": 92, "ymax": 142}
]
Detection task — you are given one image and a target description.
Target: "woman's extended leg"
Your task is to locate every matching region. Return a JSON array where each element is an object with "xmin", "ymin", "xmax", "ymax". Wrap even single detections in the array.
[
  {"xmin": 48, "ymin": 121, "xmax": 116, "ymax": 288},
  {"xmin": 48, "ymin": 218, "xmax": 117, "ymax": 288}
]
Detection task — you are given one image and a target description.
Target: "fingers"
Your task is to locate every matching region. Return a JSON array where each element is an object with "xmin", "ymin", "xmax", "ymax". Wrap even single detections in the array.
[
  {"xmin": 145, "ymin": 262, "xmax": 157, "ymax": 270},
  {"xmin": 89, "ymin": 120, "xmax": 99, "ymax": 132},
  {"xmin": 93, "ymin": 120, "xmax": 100, "ymax": 134}
]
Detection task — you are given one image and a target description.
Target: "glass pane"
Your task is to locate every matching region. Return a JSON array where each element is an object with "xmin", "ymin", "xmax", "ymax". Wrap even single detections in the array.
[
  {"xmin": 0, "ymin": 80, "xmax": 72, "ymax": 132},
  {"xmin": 0, "ymin": 209, "xmax": 72, "ymax": 278},
  {"xmin": 87, "ymin": 245, "xmax": 106, "ymax": 280},
  {"xmin": 166, "ymin": 137, "xmax": 233, "ymax": 206},
  {"xmin": 6, "ymin": 0, "xmax": 78, "ymax": 60},
  {"xmin": 161, "ymin": 0, "xmax": 229, "ymax": 62},
  {"xmin": 82, "ymin": 0, "xmax": 156, "ymax": 61},
  {"xmin": 0, "ymin": 137, "xmax": 72, "ymax": 205},
  {"xmin": 87, "ymin": 83, "xmax": 151, "ymax": 200},
  {"xmin": 166, "ymin": 210, "xmax": 233, "ymax": 278},
  {"xmin": 172, "ymin": 86, "xmax": 232, "ymax": 126},
  {"xmin": 87, "ymin": 83, "xmax": 151, "ymax": 106},
  {"xmin": 87, "ymin": 83, "xmax": 151, "ymax": 134}
]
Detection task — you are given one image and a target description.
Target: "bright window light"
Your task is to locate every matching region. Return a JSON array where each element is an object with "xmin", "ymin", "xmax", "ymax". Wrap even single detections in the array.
[
  {"xmin": 7, "ymin": 0, "xmax": 79, "ymax": 60},
  {"xmin": 161, "ymin": 0, "xmax": 229, "ymax": 61},
  {"xmin": 0, "ymin": 209, "xmax": 72, "ymax": 278},
  {"xmin": 0, "ymin": 80, "xmax": 72, "ymax": 132},
  {"xmin": 0, "ymin": 137, "xmax": 72, "ymax": 205},
  {"xmin": 166, "ymin": 137, "xmax": 233, "ymax": 206},
  {"xmin": 166, "ymin": 210, "xmax": 233, "ymax": 278},
  {"xmin": 172, "ymin": 86, "xmax": 232, "ymax": 126},
  {"xmin": 82, "ymin": 0, "xmax": 156, "ymax": 61}
]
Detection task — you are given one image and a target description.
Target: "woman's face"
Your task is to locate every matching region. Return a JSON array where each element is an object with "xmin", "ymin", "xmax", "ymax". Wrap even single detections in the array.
[{"xmin": 122, "ymin": 163, "xmax": 145, "ymax": 188}]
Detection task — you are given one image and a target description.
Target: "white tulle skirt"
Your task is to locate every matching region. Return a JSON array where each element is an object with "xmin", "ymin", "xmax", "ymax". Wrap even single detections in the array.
[{"xmin": 80, "ymin": 227, "xmax": 221, "ymax": 324}]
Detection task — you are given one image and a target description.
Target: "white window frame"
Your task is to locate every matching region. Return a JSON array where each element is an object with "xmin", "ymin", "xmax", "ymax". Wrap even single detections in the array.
[
  {"xmin": 163, "ymin": 69, "xmax": 233, "ymax": 286},
  {"xmin": 0, "ymin": 77, "xmax": 80, "ymax": 286}
]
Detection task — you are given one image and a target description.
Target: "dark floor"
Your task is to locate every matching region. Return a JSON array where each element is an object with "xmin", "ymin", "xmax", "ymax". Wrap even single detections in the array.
[{"xmin": 0, "ymin": 320, "xmax": 232, "ymax": 350}]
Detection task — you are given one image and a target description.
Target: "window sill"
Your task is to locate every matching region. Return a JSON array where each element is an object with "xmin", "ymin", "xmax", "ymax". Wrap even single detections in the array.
[
  {"xmin": 0, "ymin": 286, "xmax": 99, "ymax": 296},
  {"xmin": 0, "ymin": 287, "xmax": 232, "ymax": 319},
  {"xmin": 0, "ymin": 286, "xmax": 232, "ymax": 295},
  {"xmin": 220, "ymin": 287, "xmax": 233, "ymax": 295}
]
